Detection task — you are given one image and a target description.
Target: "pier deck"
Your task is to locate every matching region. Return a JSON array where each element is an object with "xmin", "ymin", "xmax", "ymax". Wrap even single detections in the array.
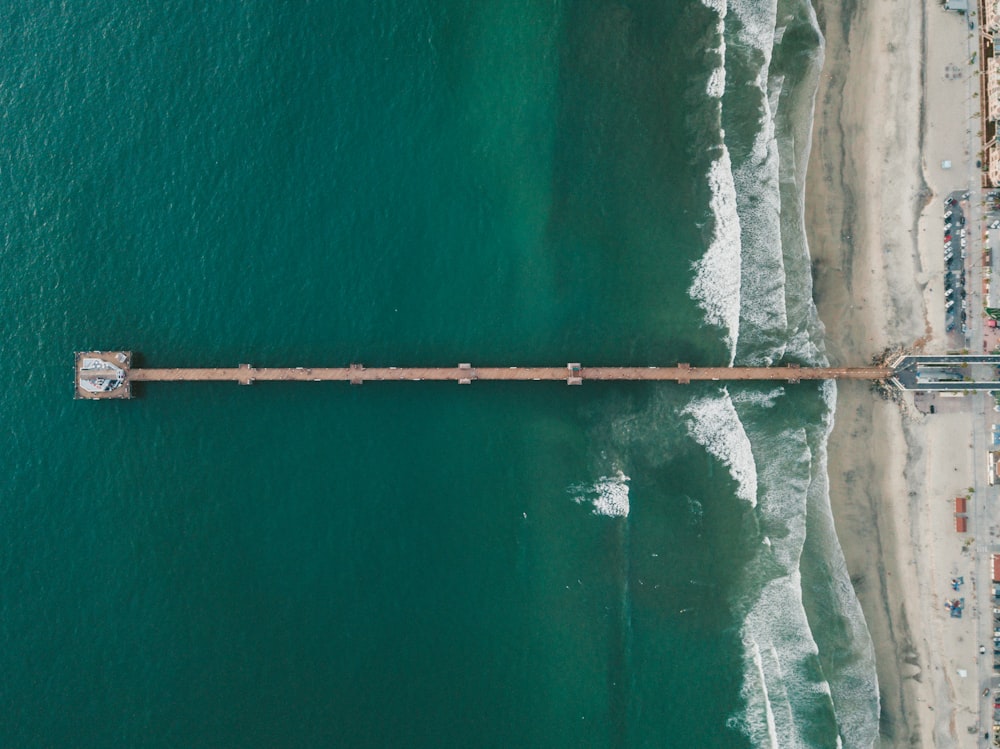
[
  {"xmin": 74, "ymin": 352, "xmax": 892, "ymax": 399},
  {"xmin": 127, "ymin": 364, "xmax": 892, "ymax": 384}
]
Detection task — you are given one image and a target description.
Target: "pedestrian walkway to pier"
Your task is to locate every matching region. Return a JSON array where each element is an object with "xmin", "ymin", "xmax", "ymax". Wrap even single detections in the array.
[
  {"xmin": 891, "ymin": 354, "xmax": 1000, "ymax": 391},
  {"xmin": 74, "ymin": 351, "xmax": 893, "ymax": 400}
]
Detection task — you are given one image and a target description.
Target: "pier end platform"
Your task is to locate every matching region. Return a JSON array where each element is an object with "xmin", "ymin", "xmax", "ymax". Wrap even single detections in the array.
[{"xmin": 75, "ymin": 351, "xmax": 132, "ymax": 400}]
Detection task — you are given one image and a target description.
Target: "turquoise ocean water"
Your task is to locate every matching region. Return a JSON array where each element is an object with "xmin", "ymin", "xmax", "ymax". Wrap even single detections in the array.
[{"xmin": 3, "ymin": 2, "xmax": 879, "ymax": 747}]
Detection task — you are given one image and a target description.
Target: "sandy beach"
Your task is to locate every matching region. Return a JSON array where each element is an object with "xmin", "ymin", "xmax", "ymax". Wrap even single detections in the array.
[{"xmin": 808, "ymin": 0, "xmax": 994, "ymax": 745}]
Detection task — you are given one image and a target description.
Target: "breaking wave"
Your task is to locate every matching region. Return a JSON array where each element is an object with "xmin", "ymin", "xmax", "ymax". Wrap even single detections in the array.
[
  {"xmin": 689, "ymin": 0, "xmax": 742, "ymax": 363},
  {"xmin": 682, "ymin": 388, "xmax": 758, "ymax": 506},
  {"xmin": 707, "ymin": 63, "xmax": 726, "ymax": 99},
  {"xmin": 706, "ymin": 19, "xmax": 727, "ymax": 99},
  {"xmin": 689, "ymin": 147, "xmax": 743, "ymax": 364},
  {"xmin": 733, "ymin": 417, "xmax": 830, "ymax": 749},
  {"xmin": 730, "ymin": 386, "xmax": 785, "ymax": 408},
  {"xmin": 725, "ymin": 383, "xmax": 878, "ymax": 749},
  {"xmin": 729, "ymin": 0, "xmax": 789, "ymax": 366},
  {"xmin": 740, "ymin": 638, "xmax": 780, "ymax": 749},
  {"xmin": 691, "ymin": 1, "xmax": 877, "ymax": 740},
  {"xmin": 700, "ymin": 0, "xmax": 728, "ymax": 17},
  {"xmin": 568, "ymin": 470, "xmax": 630, "ymax": 517}
]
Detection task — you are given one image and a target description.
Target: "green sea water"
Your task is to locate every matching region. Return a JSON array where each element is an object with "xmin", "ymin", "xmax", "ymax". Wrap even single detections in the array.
[{"xmin": 3, "ymin": 2, "xmax": 878, "ymax": 747}]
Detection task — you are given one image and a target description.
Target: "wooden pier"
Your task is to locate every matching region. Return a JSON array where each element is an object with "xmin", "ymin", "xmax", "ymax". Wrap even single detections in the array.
[{"xmin": 74, "ymin": 351, "xmax": 892, "ymax": 399}]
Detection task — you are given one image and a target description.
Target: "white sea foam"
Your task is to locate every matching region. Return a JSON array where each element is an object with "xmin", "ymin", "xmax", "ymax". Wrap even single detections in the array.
[
  {"xmin": 743, "ymin": 639, "xmax": 779, "ymax": 749},
  {"xmin": 767, "ymin": 73, "xmax": 785, "ymax": 117},
  {"xmin": 700, "ymin": 0, "xmax": 727, "ymax": 18},
  {"xmin": 729, "ymin": 394, "xmax": 877, "ymax": 749},
  {"xmin": 690, "ymin": 2, "xmax": 743, "ymax": 363},
  {"xmin": 730, "ymin": 387, "xmax": 784, "ymax": 408},
  {"xmin": 732, "ymin": 106, "xmax": 785, "ymax": 366},
  {"xmin": 716, "ymin": 0, "xmax": 877, "ymax": 739},
  {"xmin": 731, "ymin": 0, "xmax": 777, "ymax": 53},
  {"xmin": 733, "ymin": 424, "xmax": 826, "ymax": 749},
  {"xmin": 682, "ymin": 389, "xmax": 757, "ymax": 506},
  {"xmin": 741, "ymin": 572, "xmax": 830, "ymax": 749},
  {"xmin": 731, "ymin": 400, "xmax": 840, "ymax": 745},
  {"xmin": 569, "ymin": 470, "xmax": 630, "ymax": 517},
  {"xmin": 707, "ymin": 66, "xmax": 725, "ymax": 99},
  {"xmin": 785, "ymin": 326, "xmax": 825, "ymax": 365},
  {"xmin": 706, "ymin": 19, "xmax": 726, "ymax": 99},
  {"xmin": 732, "ymin": 0, "xmax": 831, "ymax": 367},
  {"xmin": 727, "ymin": 0, "xmax": 787, "ymax": 366},
  {"xmin": 689, "ymin": 147, "xmax": 743, "ymax": 363},
  {"xmin": 724, "ymin": 0, "xmax": 828, "ymax": 367}
]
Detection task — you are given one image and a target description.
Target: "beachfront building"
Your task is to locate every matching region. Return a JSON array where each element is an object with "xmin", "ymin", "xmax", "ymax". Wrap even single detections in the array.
[
  {"xmin": 986, "ymin": 0, "xmax": 1000, "ymax": 33},
  {"xmin": 981, "ymin": 0, "xmax": 1000, "ymax": 184},
  {"xmin": 989, "ymin": 57, "xmax": 1000, "ymax": 120},
  {"xmin": 984, "ymin": 55, "xmax": 1000, "ymax": 184},
  {"xmin": 986, "ymin": 55, "xmax": 1000, "ymax": 186}
]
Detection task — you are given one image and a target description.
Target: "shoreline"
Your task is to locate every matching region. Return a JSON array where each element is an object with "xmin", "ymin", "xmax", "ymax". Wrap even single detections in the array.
[{"xmin": 806, "ymin": 0, "xmax": 933, "ymax": 745}]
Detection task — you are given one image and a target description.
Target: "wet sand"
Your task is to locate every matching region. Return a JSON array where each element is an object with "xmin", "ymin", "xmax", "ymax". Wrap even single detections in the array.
[{"xmin": 806, "ymin": 0, "xmax": 940, "ymax": 744}]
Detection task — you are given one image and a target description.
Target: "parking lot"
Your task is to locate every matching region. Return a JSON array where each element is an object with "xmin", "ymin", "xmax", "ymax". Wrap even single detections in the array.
[
  {"xmin": 944, "ymin": 190, "xmax": 969, "ymax": 343},
  {"xmin": 987, "ymin": 190, "xmax": 1000, "ymax": 312}
]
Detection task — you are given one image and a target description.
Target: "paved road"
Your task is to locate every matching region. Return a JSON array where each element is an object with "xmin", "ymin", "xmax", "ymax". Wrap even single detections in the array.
[
  {"xmin": 900, "ymin": 355, "xmax": 1000, "ymax": 364},
  {"xmin": 896, "ymin": 382, "xmax": 1000, "ymax": 391}
]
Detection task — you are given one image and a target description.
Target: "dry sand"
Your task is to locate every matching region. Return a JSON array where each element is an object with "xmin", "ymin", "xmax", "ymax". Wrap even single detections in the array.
[{"xmin": 807, "ymin": 0, "xmax": 991, "ymax": 745}]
